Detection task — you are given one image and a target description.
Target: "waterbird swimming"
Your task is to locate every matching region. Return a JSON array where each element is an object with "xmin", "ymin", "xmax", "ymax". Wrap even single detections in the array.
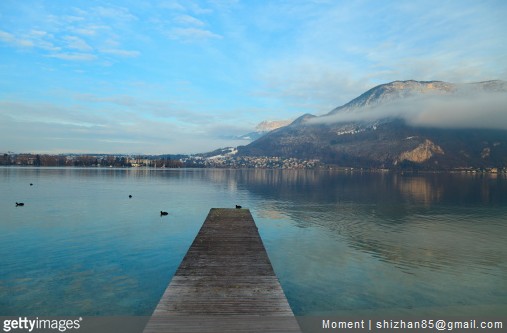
[
  {"xmin": 160, "ymin": 211, "xmax": 168, "ymax": 216},
  {"xmin": 235, "ymin": 205, "xmax": 242, "ymax": 209},
  {"xmin": 129, "ymin": 195, "xmax": 132, "ymax": 198},
  {"xmin": 16, "ymin": 202, "xmax": 24, "ymax": 206},
  {"xmin": 30, "ymin": 183, "xmax": 33, "ymax": 186}
]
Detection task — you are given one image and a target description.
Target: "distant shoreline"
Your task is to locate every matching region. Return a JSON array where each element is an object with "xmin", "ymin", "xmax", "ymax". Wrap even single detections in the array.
[{"xmin": 1, "ymin": 165, "xmax": 505, "ymax": 176}]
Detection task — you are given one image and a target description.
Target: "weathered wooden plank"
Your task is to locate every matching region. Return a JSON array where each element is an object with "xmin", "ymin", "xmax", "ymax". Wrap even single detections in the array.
[{"xmin": 143, "ymin": 208, "xmax": 301, "ymax": 333}]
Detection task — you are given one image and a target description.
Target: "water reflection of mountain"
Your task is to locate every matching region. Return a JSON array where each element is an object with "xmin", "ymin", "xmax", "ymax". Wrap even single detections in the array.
[
  {"xmin": 208, "ymin": 169, "xmax": 507, "ymax": 207},
  {"xmin": 213, "ymin": 170, "xmax": 507, "ymax": 276}
]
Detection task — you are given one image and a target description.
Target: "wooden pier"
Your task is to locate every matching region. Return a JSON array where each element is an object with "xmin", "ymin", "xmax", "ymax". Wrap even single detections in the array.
[{"xmin": 143, "ymin": 208, "xmax": 301, "ymax": 333}]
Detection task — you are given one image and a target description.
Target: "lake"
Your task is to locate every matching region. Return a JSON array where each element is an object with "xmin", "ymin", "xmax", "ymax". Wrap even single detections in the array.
[{"xmin": 1, "ymin": 167, "xmax": 506, "ymax": 317}]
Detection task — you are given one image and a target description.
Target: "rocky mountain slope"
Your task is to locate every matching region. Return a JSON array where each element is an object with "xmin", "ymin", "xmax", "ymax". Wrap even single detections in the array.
[{"xmin": 238, "ymin": 80, "xmax": 507, "ymax": 169}]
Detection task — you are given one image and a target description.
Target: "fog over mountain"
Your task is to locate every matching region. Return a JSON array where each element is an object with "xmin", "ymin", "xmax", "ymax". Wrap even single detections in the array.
[
  {"xmin": 310, "ymin": 80, "xmax": 507, "ymax": 129},
  {"xmin": 239, "ymin": 80, "xmax": 507, "ymax": 169}
]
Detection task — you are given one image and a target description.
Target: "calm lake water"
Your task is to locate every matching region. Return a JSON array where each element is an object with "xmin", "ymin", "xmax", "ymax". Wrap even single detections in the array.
[{"xmin": 1, "ymin": 167, "xmax": 506, "ymax": 316}]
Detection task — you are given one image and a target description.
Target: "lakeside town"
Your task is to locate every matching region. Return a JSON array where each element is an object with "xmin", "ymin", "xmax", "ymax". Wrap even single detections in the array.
[
  {"xmin": 1, "ymin": 152, "xmax": 507, "ymax": 174},
  {"xmin": 0, "ymin": 152, "xmax": 320, "ymax": 169}
]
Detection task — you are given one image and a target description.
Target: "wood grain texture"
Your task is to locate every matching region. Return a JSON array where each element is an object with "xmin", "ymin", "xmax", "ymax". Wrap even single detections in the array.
[{"xmin": 143, "ymin": 208, "xmax": 301, "ymax": 333}]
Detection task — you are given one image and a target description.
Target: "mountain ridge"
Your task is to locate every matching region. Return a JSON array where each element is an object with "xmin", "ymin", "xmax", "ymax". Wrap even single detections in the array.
[
  {"xmin": 236, "ymin": 119, "xmax": 292, "ymax": 141},
  {"xmin": 238, "ymin": 79, "xmax": 507, "ymax": 169}
]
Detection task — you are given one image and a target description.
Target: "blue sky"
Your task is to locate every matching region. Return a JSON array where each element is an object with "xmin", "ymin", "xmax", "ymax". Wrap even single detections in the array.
[{"xmin": 1, "ymin": 0, "xmax": 506, "ymax": 154}]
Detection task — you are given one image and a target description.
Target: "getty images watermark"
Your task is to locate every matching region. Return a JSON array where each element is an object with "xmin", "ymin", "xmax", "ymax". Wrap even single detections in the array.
[{"xmin": 3, "ymin": 317, "xmax": 83, "ymax": 332}]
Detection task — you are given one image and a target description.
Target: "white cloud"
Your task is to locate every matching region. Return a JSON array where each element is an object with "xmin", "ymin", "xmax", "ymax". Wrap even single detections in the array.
[
  {"xmin": 0, "ymin": 29, "xmax": 33, "ymax": 47},
  {"xmin": 74, "ymin": 94, "xmax": 138, "ymax": 107},
  {"xmin": 159, "ymin": 1, "xmax": 212, "ymax": 14},
  {"xmin": 71, "ymin": 92, "xmax": 230, "ymax": 126},
  {"xmin": 72, "ymin": 28, "xmax": 97, "ymax": 36},
  {"xmin": 0, "ymin": 30, "xmax": 14, "ymax": 42},
  {"xmin": 15, "ymin": 39, "xmax": 34, "ymax": 47},
  {"xmin": 100, "ymin": 48, "xmax": 140, "ymax": 58},
  {"xmin": 71, "ymin": 25, "xmax": 109, "ymax": 36},
  {"xmin": 168, "ymin": 27, "xmax": 222, "ymax": 41},
  {"xmin": 47, "ymin": 52, "xmax": 97, "ymax": 61},
  {"xmin": 0, "ymin": 4, "xmax": 140, "ymax": 64},
  {"xmin": 258, "ymin": 58, "xmax": 372, "ymax": 114},
  {"xmin": 310, "ymin": 91, "xmax": 507, "ymax": 130},
  {"xmin": 159, "ymin": 1, "xmax": 186, "ymax": 11},
  {"xmin": 93, "ymin": 6, "xmax": 138, "ymax": 21},
  {"xmin": 185, "ymin": 2, "xmax": 213, "ymax": 15},
  {"xmin": 174, "ymin": 14, "xmax": 205, "ymax": 26},
  {"xmin": 29, "ymin": 30, "xmax": 48, "ymax": 38},
  {"xmin": 63, "ymin": 36, "xmax": 93, "ymax": 51},
  {"xmin": 406, "ymin": 93, "xmax": 507, "ymax": 129},
  {"xmin": 63, "ymin": 15, "xmax": 85, "ymax": 23},
  {"xmin": 0, "ymin": 98, "xmax": 245, "ymax": 154},
  {"xmin": 0, "ymin": 100, "xmax": 108, "ymax": 128}
]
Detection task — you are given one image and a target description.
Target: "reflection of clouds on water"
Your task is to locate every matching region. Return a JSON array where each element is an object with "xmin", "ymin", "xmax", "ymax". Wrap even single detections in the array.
[
  {"xmin": 257, "ymin": 208, "xmax": 287, "ymax": 220},
  {"xmin": 264, "ymin": 205, "xmax": 507, "ymax": 315},
  {"xmin": 344, "ymin": 212, "xmax": 506, "ymax": 274}
]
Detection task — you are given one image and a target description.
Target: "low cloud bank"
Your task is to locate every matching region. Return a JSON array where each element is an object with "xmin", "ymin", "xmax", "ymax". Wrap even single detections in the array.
[{"xmin": 310, "ymin": 92, "xmax": 507, "ymax": 130}]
